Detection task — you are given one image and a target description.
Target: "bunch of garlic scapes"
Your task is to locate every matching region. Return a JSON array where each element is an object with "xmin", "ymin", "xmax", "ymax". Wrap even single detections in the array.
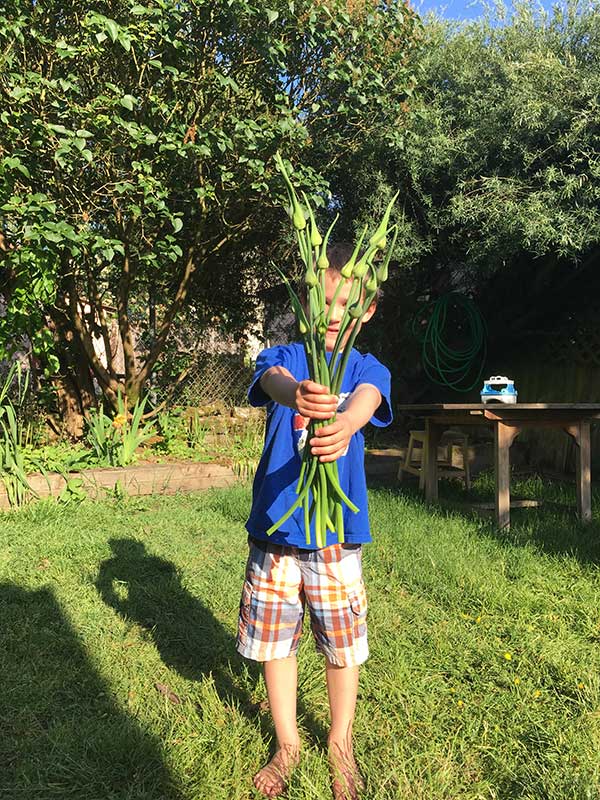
[{"xmin": 266, "ymin": 153, "xmax": 398, "ymax": 547}]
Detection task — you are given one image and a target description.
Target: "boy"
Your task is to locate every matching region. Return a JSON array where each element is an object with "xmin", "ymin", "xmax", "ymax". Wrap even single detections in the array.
[{"xmin": 236, "ymin": 244, "xmax": 392, "ymax": 800}]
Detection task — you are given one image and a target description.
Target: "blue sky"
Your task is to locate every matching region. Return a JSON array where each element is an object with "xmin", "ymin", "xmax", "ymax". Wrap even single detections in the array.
[
  {"xmin": 412, "ymin": 0, "xmax": 557, "ymax": 20},
  {"xmin": 412, "ymin": 0, "xmax": 488, "ymax": 19}
]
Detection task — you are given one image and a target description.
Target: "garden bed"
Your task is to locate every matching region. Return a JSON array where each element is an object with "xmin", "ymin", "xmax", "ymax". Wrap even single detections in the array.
[{"xmin": 0, "ymin": 461, "xmax": 237, "ymax": 510}]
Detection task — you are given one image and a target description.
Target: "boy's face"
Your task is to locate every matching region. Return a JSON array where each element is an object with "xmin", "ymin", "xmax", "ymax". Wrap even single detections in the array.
[{"xmin": 323, "ymin": 269, "xmax": 375, "ymax": 352}]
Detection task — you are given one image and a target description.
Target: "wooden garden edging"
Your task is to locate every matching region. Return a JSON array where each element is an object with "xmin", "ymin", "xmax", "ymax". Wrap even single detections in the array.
[{"xmin": 0, "ymin": 461, "xmax": 237, "ymax": 510}]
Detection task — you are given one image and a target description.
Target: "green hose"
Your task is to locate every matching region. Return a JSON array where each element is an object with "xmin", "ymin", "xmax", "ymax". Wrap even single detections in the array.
[{"xmin": 412, "ymin": 293, "xmax": 487, "ymax": 393}]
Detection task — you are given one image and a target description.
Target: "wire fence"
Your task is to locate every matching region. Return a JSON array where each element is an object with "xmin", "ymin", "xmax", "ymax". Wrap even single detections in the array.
[{"xmin": 152, "ymin": 351, "xmax": 254, "ymax": 410}]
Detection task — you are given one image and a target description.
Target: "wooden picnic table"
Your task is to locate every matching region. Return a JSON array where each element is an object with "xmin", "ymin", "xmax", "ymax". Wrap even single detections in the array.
[{"xmin": 396, "ymin": 403, "xmax": 600, "ymax": 529}]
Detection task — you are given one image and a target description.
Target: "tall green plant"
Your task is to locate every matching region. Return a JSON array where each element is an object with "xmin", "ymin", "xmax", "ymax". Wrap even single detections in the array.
[
  {"xmin": 0, "ymin": 363, "xmax": 36, "ymax": 508},
  {"xmin": 86, "ymin": 395, "xmax": 155, "ymax": 468},
  {"xmin": 0, "ymin": 405, "xmax": 35, "ymax": 508}
]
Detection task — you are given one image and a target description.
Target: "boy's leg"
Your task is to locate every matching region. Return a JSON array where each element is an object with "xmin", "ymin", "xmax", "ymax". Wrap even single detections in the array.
[
  {"xmin": 326, "ymin": 662, "xmax": 365, "ymax": 800},
  {"xmin": 301, "ymin": 544, "xmax": 368, "ymax": 799},
  {"xmin": 235, "ymin": 539, "xmax": 305, "ymax": 797},
  {"xmin": 254, "ymin": 655, "xmax": 301, "ymax": 797},
  {"xmin": 326, "ymin": 660, "xmax": 358, "ymax": 746}
]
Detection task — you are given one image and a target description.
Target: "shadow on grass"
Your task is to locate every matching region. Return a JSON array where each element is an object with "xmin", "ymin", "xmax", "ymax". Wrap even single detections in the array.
[
  {"xmin": 0, "ymin": 582, "xmax": 180, "ymax": 800},
  {"xmin": 96, "ymin": 538, "xmax": 329, "ymax": 748},
  {"xmin": 377, "ymin": 475, "xmax": 600, "ymax": 564},
  {"xmin": 490, "ymin": 508, "xmax": 600, "ymax": 564}
]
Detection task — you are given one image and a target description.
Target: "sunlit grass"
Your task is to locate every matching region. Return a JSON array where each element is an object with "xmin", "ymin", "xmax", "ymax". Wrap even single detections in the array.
[{"xmin": 1, "ymin": 479, "xmax": 599, "ymax": 799}]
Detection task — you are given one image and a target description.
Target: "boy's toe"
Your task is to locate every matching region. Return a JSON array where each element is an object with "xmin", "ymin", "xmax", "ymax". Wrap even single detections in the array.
[{"xmin": 253, "ymin": 747, "xmax": 299, "ymax": 798}]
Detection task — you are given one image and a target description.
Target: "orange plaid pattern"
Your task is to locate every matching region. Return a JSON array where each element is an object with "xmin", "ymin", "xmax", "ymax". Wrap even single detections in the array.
[{"xmin": 236, "ymin": 538, "xmax": 368, "ymax": 667}]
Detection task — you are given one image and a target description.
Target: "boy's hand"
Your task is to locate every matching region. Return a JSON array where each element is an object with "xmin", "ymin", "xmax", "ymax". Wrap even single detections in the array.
[
  {"xmin": 295, "ymin": 380, "xmax": 338, "ymax": 420},
  {"xmin": 309, "ymin": 415, "xmax": 353, "ymax": 462}
]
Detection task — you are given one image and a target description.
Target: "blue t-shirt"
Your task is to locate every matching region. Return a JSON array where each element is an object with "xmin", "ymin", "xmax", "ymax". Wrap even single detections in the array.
[{"xmin": 246, "ymin": 342, "xmax": 392, "ymax": 549}]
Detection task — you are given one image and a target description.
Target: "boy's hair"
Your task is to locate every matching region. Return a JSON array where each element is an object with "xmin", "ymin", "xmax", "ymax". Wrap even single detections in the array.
[
  {"xmin": 326, "ymin": 242, "xmax": 355, "ymax": 273},
  {"xmin": 326, "ymin": 242, "xmax": 382, "ymax": 304}
]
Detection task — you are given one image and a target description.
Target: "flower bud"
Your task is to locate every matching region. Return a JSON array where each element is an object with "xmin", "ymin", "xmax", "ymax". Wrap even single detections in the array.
[
  {"xmin": 353, "ymin": 259, "xmax": 370, "ymax": 279},
  {"xmin": 293, "ymin": 203, "xmax": 306, "ymax": 230},
  {"xmin": 317, "ymin": 251, "xmax": 329, "ymax": 270},
  {"xmin": 368, "ymin": 191, "xmax": 398, "ymax": 248},
  {"xmin": 366, "ymin": 274, "xmax": 378, "ymax": 293},
  {"xmin": 305, "ymin": 267, "xmax": 318, "ymax": 287},
  {"xmin": 311, "ymin": 223, "xmax": 323, "ymax": 248},
  {"xmin": 376, "ymin": 260, "xmax": 388, "ymax": 283}
]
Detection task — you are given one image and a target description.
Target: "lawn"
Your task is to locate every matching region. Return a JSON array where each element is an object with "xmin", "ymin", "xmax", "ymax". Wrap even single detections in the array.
[{"xmin": 1, "ymin": 479, "xmax": 600, "ymax": 800}]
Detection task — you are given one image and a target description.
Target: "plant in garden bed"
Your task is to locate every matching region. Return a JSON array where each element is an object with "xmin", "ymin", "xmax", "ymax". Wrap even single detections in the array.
[
  {"xmin": 86, "ymin": 394, "xmax": 155, "ymax": 468},
  {"xmin": 211, "ymin": 417, "xmax": 264, "ymax": 481},
  {"xmin": 153, "ymin": 407, "xmax": 210, "ymax": 461},
  {"xmin": 22, "ymin": 441, "xmax": 95, "ymax": 475},
  {"xmin": 268, "ymin": 154, "xmax": 398, "ymax": 546},
  {"xmin": 0, "ymin": 363, "xmax": 40, "ymax": 507}
]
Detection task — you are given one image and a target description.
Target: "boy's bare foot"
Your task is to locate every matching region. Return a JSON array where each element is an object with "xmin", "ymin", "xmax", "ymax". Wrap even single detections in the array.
[
  {"xmin": 253, "ymin": 743, "xmax": 300, "ymax": 798},
  {"xmin": 328, "ymin": 742, "xmax": 365, "ymax": 800}
]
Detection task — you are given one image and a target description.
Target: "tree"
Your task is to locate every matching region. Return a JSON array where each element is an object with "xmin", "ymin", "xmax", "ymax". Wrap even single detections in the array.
[
  {"xmin": 345, "ymin": 0, "xmax": 600, "ymax": 398},
  {"xmin": 0, "ymin": 0, "xmax": 420, "ymax": 434}
]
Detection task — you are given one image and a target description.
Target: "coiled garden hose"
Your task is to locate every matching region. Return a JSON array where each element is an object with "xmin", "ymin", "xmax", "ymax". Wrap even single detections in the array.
[{"xmin": 412, "ymin": 293, "xmax": 487, "ymax": 393}]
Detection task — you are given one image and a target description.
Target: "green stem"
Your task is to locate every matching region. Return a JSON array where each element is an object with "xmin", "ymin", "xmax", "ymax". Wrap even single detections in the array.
[
  {"xmin": 331, "ymin": 290, "xmax": 376, "ymax": 395},
  {"xmin": 335, "ymin": 500, "xmax": 344, "ymax": 544},
  {"xmin": 296, "ymin": 457, "xmax": 307, "ymax": 494},
  {"xmin": 314, "ymin": 477, "xmax": 322, "ymax": 548},
  {"xmin": 303, "ymin": 494, "xmax": 311, "ymax": 546},
  {"xmin": 319, "ymin": 462, "xmax": 328, "ymax": 542},
  {"xmin": 266, "ymin": 458, "xmax": 318, "ymax": 535},
  {"xmin": 324, "ymin": 461, "xmax": 359, "ymax": 513},
  {"xmin": 328, "ymin": 277, "xmax": 363, "ymax": 376}
]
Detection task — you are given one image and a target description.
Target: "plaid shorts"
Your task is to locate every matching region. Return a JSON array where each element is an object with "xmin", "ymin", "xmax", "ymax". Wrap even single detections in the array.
[{"xmin": 236, "ymin": 538, "xmax": 368, "ymax": 667}]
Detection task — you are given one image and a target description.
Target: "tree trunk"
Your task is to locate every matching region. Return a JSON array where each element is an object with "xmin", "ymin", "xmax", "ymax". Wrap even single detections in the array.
[
  {"xmin": 48, "ymin": 312, "xmax": 98, "ymax": 438},
  {"xmin": 54, "ymin": 373, "xmax": 87, "ymax": 438}
]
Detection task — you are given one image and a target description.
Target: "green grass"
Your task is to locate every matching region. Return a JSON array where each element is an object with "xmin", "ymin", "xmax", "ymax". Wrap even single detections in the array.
[{"xmin": 1, "ymin": 480, "xmax": 600, "ymax": 799}]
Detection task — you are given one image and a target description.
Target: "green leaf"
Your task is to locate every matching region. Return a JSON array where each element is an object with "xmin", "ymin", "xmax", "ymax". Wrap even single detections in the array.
[
  {"xmin": 266, "ymin": 9, "xmax": 279, "ymax": 24},
  {"xmin": 81, "ymin": 149, "xmax": 93, "ymax": 164},
  {"xmin": 172, "ymin": 218, "xmax": 183, "ymax": 233},
  {"xmin": 42, "ymin": 230, "xmax": 63, "ymax": 243},
  {"xmin": 48, "ymin": 123, "xmax": 69, "ymax": 135},
  {"xmin": 10, "ymin": 86, "xmax": 28, "ymax": 100},
  {"xmin": 118, "ymin": 32, "xmax": 132, "ymax": 52},
  {"xmin": 105, "ymin": 18, "xmax": 119, "ymax": 42},
  {"xmin": 120, "ymin": 95, "xmax": 135, "ymax": 110}
]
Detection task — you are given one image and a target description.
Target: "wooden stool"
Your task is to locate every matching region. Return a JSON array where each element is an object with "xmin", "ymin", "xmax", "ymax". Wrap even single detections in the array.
[{"xmin": 398, "ymin": 429, "xmax": 471, "ymax": 490}]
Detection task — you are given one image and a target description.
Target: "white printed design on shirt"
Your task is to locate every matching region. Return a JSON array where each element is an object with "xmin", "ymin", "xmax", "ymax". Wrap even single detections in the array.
[{"xmin": 293, "ymin": 392, "xmax": 351, "ymax": 457}]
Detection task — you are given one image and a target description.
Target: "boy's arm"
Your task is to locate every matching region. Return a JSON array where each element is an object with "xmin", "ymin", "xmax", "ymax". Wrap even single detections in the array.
[
  {"xmin": 260, "ymin": 365, "xmax": 338, "ymax": 420},
  {"xmin": 309, "ymin": 383, "xmax": 382, "ymax": 463}
]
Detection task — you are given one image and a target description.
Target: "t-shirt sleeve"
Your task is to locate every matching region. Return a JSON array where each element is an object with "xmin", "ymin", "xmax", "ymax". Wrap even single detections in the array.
[
  {"xmin": 357, "ymin": 354, "xmax": 393, "ymax": 427},
  {"xmin": 247, "ymin": 345, "xmax": 290, "ymax": 407}
]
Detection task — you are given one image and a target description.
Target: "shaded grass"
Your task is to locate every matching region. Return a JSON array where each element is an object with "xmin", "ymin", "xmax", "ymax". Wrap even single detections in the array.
[{"xmin": 1, "ymin": 479, "xmax": 600, "ymax": 799}]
